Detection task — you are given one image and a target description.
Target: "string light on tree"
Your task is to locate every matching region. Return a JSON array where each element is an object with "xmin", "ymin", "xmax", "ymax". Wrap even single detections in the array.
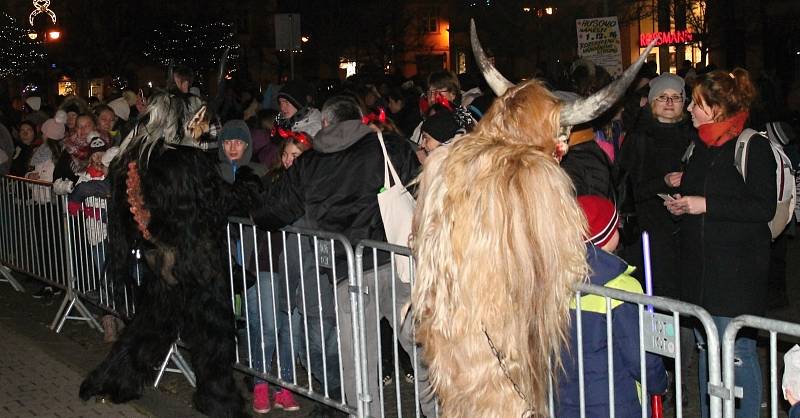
[{"xmin": 0, "ymin": 12, "xmax": 47, "ymax": 78}]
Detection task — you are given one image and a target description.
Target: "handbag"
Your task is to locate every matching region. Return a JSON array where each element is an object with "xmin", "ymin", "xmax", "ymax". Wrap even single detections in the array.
[{"xmin": 376, "ymin": 131, "xmax": 416, "ymax": 283}]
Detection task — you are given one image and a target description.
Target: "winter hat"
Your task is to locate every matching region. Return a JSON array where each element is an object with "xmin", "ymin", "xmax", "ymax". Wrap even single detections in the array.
[
  {"xmin": 107, "ymin": 97, "xmax": 130, "ymax": 121},
  {"xmin": 219, "ymin": 121, "xmax": 251, "ymax": 144},
  {"xmin": 63, "ymin": 103, "xmax": 80, "ymax": 115},
  {"xmin": 277, "ymin": 80, "xmax": 309, "ymax": 111},
  {"xmin": 122, "ymin": 90, "xmax": 138, "ymax": 106},
  {"xmin": 421, "ymin": 111, "xmax": 462, "ymax": 144},
  {"xmin": 648, "ymin": 73, "xmax": 685, "ymax": 103},
  {"xmin": 577, "ymin": 195, "xmax": 620, "ymax": 249},
  {"xmin": 41, "ymin": 110, "xmax": 67, "ymax": 140},
  {"xmin": 25, "ymin": 96, "xmax": 42, "ymax": 111}
]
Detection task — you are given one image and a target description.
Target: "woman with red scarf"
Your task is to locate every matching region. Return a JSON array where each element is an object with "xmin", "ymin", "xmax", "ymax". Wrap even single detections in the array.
[{"xmin": 665, "ymin": 68, "xmax": 773, "ymax": 418}]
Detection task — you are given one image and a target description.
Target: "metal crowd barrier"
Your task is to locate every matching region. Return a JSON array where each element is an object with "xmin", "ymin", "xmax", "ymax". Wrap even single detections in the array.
[
  {"xmin": 7, "ymin": 172, "xmax": 800, "ymax": 418},
  {"xmin": 571, "ymin": 282, "xmax": 723, "ymax": 418},
  {"xmin": 351, "ymin": 239, "xmax": 724, "ymax": 418},
  {"xmin": 51, "ymin": 193, "xmax": 137, "ymax": 333},
  {"xmin": 722, "ymin": 315, "xmax": 800, "ymax": 418},
  {"xmin": 354, "ymin": 240, "xmax": 437, "ymax": 418},
  {"xmin": 226, "ymin": 217, "xmax": 362, "ymax": 416},
  {"xmin": 0, "ymin": 175, "xmax": 69, "ymax": 292}
]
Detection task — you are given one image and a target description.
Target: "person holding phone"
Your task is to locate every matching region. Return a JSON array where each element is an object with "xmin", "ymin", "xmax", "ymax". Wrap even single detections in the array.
[
  {"xmin": 664, "ymin": 68, "xmax": 774, "ymax": 418},
  {"xmin": 619, "ymin": 73, "xmax": 694, "ymax": 299}
]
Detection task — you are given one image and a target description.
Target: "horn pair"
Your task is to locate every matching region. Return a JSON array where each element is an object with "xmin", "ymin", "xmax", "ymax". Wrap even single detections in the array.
[{"xmin": 470, "ymin": 19, "xmax": 658, "ymax": 127}]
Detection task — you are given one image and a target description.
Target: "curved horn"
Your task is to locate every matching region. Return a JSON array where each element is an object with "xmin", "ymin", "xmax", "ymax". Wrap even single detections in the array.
[
  {"xmin": 470, "ymin": 19, "xmax": 514, "ymax": 97},
  {"xmin": 559, "ymin": 38, "xmax": 658, "ymax": 127}
]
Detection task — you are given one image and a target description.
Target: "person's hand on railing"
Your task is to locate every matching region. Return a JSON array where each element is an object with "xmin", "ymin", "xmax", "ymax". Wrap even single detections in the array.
[{"xmin": 52, "ymin": 178, "xmax": 74, "ymax": 195}]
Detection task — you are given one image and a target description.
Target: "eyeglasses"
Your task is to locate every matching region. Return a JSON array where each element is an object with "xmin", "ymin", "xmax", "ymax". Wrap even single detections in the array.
[
  {"xmin": 427, "ymin": 88, "xmax": 449, "ymax": 97},
  {"xmin": 654, "ymin": 95, "xmax": 684, "ymax": 103}
]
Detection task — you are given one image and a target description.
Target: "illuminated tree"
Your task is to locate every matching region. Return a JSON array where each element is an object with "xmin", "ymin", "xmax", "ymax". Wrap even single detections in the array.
[
  {"xmin": 142, "ymin": 21, "xmax": 240, "ymax": 74},
  {"xmin": 0, "ymin": 12, "xmax": 47, "ymax": 78}
]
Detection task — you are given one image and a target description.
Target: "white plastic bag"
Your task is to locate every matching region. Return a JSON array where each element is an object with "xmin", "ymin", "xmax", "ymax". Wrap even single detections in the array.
[{"xmin": 783, "ymin": 344, "xmax": 800, "ymax": 400}]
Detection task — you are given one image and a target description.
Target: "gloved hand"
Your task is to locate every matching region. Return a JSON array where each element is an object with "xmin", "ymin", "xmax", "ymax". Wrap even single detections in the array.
[{"xmin": 52, "ymin": 178, "xmax": 74, "ymax": 195}]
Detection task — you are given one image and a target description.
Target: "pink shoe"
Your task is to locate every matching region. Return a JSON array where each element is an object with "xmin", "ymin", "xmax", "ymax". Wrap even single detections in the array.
[
  {"xmin": 273, "ymin": 388, "xmax": 300, "ymax": 411},
  {"xmin": 252, "ymin": 383, "xmax": 271, "ymax": 414}
]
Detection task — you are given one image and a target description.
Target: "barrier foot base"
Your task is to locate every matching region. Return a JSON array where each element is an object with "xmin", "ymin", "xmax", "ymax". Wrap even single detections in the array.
[
  {"xmin": 50, "ymin": 290, "xmax": 102, "ymax": 333},
  {"xmin": 154, "ymin": 342, "xmax": 196, "ymax": 388},
  {"xmin": 0, "ymin": 265, "xmax": 24, "ymax": 292}
]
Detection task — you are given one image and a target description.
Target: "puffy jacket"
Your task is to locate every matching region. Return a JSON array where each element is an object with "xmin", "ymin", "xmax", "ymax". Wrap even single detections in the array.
[
  {"xmin": 557, "ymin": 244, "xmax": 668, "ymax": 418},
  {"xmin": 252, "ymin": 120, "xmax": 419, "ymax": 276}
]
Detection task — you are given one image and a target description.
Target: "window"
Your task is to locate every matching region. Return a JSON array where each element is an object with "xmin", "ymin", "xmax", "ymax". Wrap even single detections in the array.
[{"xmin": 420, "ymin": 7, "xmax": 439, "ymax": 33}]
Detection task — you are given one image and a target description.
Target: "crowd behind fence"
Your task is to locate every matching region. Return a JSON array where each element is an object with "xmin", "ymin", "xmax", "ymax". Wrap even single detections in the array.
[{"xmin": 2, "ymin": 173, "xmax": 800, "ymax": 418}]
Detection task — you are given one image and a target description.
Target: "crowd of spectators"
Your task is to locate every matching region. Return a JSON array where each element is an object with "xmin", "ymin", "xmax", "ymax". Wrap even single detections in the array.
[{"xmin": 1, "ymin": 58, "xmax": 799, "ymax": 417}]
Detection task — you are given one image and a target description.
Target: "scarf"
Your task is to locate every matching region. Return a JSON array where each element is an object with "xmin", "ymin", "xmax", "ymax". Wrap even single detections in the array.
[{"xmin": 698, "ymin": 111, "xmax": 749, "ymax": 147}]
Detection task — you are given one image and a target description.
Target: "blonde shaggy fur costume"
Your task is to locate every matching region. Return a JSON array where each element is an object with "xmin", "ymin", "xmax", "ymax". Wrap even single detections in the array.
[{"xmin": 411, "ymin": 80, "xmax": 589, "ymax": 417}]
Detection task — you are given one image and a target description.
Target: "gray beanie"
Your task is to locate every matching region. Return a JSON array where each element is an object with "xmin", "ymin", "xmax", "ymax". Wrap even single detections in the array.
[{"xmin": 648, "ymin": 73, "xmax": 685, "ymax": 103}]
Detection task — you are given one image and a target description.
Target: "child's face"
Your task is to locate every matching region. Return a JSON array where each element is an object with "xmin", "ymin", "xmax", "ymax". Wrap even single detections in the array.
[{"xmin": 601, "ymin": 230, "xmax": 620, "ymax": 253}]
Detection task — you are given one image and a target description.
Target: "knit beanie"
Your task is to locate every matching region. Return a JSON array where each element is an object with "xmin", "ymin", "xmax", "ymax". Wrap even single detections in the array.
[
  {"xmin": 648, "ymin": 73, "xmax": 685, "ymax": 103},
  {"xmin": 25, "ymin": 96, "xmax": 42, "ymax": 111},
  {"xmin": 41, "ymin": 110, "xmax": 67, "ymax": 140},
  {"xmin": 107, "ymin": 97, "xmax": 130, "ymax": 121},
  {"xmin": 277, "ymin": 80, "xmax": 309, "ymax": 111},
  {"xmin": 577, "ymin": 195, "xmax": 620, "ymax": 248},
  {"xmin": 421, "ymin": 111, "xmax": 461, "ymax": 144}
]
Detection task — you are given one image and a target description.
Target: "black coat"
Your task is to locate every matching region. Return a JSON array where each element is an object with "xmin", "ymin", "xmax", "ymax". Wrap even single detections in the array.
[
  {"xmin": 621, "ymin": 115, "xmax": 694, "ymax": 298},
  {"xmin": 561, "ymin": 139, "xmax": 615, "ymax": 199},
  {"xmin": 252, "ymin": 120, "xmax": 420, "ymax": 275},
  {"xmin": 677, "ymin": 132, "xmax": 776, "ymax": 317}
]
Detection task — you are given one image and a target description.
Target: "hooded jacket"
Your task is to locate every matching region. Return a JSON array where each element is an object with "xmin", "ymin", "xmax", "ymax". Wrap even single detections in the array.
[
  {"xmin": 557, "ymin": 244, "xmax": 668, "ymax": 418},
  {"xmin": 252, "ymin": 119, "xmax": 419, "ymax": 275},
  {"xmin": 217, "ymin": 120, "xmax": 267, "ymax": 184}
]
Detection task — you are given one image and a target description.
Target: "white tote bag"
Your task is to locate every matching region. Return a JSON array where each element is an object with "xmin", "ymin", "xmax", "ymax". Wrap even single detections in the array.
[{"xmin": 376, "ymin": 131, "xmax": 416, "ymax": 283}]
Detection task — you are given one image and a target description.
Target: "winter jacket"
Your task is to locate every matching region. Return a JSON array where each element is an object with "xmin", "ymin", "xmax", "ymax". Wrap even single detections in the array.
[
  {"xmin": 252, "ymin": 119, "xmax": 419, "ymax": 277},
  {"xmin": 557, "ymin": 244, "xmax": 668, "ymax": 418},
  {"xmin": 562, "ymin": 131, "xmax": 616, "ymax": 199},
  {"xmin": 678, "ymin": 132, "xmax": 776, "ymax": 317},
  {"xmin": 620, "ymin": 112, "xmax": 694, "ymax": 298},
  {"xmin": 10, "ymin": 142, "xmax": 35, "ymax": 177}
]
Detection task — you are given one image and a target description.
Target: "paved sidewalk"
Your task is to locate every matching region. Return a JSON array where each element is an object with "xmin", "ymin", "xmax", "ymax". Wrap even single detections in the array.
[{"xmin": 0, "ymin": 321, "xmax": 146, "ymax": 417}]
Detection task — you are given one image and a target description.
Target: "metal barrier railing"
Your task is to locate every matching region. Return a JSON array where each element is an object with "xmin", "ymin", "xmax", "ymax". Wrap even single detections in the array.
[
  {"xmin": 355, "ymin": 239, "xmax": 437, "ymax": 418},
  {"xmin": 571, "ymin": 281, "xmax": 723, "ymax": 418},
  {"xmin": 722, "ymin": 315, "xmax": 800, "ymax": 418},
  {"xmin": 5, "ymin": 173, "xmax": 800, "ymax": 418},
  {"xmin": 0, "ymin": 175, "xmax": 68, "ymax": 292},
  {"xmin": 226, "ymin": 217, "xmax": 362, "ymax": 417}
]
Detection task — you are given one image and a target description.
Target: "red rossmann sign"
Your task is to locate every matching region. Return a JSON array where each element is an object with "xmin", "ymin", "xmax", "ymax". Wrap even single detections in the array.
[{"xmin": 639, "ymin": 30, "xmax": 693, "ymax": 47}]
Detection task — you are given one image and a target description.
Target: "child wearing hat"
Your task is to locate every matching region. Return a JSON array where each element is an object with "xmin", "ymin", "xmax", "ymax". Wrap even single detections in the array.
[{"xmin": 556, "ymin": 195, "xmax": 668, "ymax": 418}]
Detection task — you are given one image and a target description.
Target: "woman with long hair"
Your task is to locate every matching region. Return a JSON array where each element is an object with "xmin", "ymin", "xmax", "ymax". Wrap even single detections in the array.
[{"xmin": 665, "ymin": 68, "xmax": 772, "ymax": 418}]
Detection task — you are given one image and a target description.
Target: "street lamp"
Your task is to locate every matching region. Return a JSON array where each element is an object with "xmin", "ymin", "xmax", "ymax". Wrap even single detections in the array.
[
  {"xmin": 28, "ymin": 29, "xmax": 38, "ymax": 40},
  {"xmin": 47, "ymin": 29, "xmax": 60, "ymax": 40}
]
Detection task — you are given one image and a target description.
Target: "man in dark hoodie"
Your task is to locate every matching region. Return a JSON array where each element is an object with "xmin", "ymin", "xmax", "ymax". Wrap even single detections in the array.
[{"xmin": 252, "ymin": 95, "xmax": 420, "ymax": 417}]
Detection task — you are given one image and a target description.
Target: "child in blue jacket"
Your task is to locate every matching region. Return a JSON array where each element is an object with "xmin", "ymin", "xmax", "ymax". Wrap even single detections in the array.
[{"xmin": 557, "ymin": 195, "xmax": 668, "ymax": 418}]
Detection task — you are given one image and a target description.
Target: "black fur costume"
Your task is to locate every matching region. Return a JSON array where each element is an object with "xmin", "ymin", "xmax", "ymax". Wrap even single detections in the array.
[{"xmin": 79, "ymin": 92, "xmax": 254, "ymax": 418}]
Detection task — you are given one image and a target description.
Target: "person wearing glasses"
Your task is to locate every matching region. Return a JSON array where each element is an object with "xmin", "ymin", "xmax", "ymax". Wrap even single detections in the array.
[{"xmin": 618, "ymin": 73, "xmax": 697, "ymax": 397}]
